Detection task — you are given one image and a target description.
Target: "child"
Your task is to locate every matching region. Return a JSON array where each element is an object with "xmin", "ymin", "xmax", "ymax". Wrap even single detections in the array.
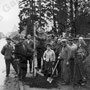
[{"xmin": 43, "ymin": 44, "xmax": 55, "ymax": 83}]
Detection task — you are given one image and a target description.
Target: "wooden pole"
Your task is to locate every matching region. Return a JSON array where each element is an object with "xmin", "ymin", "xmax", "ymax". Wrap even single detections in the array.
[{"xmin": 33, "ymin": 22, "xmax": 38, "ymax": 77}]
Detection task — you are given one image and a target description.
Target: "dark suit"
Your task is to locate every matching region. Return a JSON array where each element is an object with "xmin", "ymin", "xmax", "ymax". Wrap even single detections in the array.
[
  {"xmin": 14, "ymin": 42, "xmax": 27, "ymax": 79},
  {"xmin": 1, "ymin": 44, "xmax": 18, "ymax": 76},
  {"xmin": 23, "ymin": 39, "xmax": 34, "ymax": 72}
]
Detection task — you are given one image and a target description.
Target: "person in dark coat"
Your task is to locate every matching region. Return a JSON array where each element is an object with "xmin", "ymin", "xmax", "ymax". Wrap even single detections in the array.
[
  {"xmin": 14, "ymin": 37, "xmax": 27, "ymax": 79},
  {"xmin": 1, "ymin": 38, "xmax": 18, "ymax": 77},
  {"xmin": 66, "ymin": 39, "xmax": 77, "ymax": 83},
  {"xmin": 23, "ymin": 34, "xmax": 34, "ymax": 73},
  {"xmin": 36, "ymin": 34, "xmax": 46, "ymax": 71},
  {"xmin": 52, "ymin": 37, "xmax": 62, "ymax": 77}
]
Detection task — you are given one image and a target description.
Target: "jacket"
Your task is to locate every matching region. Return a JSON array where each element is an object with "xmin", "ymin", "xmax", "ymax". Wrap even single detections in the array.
[
  {"xmin": 1, "ymin": 44, "xmax": 13, "ymax": 60},
  {"xmin": 43, "ymin": 49, "xmax": 55, "ymax": 62},
  {"xmin": 14, "ymin": 42, "xmax": 27, "ymax": 58},
  {"xmin": 23, "ymin": 39, "xmax": 34, "ymax": 56}
]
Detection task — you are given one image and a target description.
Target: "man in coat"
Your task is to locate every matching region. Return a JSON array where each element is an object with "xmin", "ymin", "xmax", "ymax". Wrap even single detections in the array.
[
  {"xmin": 14, "ymin": 36, "xmax": 27, "ymax": 79},
  {"xmin": 23, "ymin": 34, "xmax": 34, "ymax": 73},
  {"xmin": 1, "ymin": 38, "xmax": 18, "ymax": 77},
  {"xmin": 58, "ymin": 39, "xmax": 70, "ymax": 84},
  {"xmin": 67, "ymin": 39, "xmax": 77, "ymax": 83}
]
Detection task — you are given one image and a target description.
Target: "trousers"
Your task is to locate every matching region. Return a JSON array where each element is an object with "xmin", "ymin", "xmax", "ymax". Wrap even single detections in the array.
[
  {"xmin": 5, "ymin": 58, "xmax": 18, "ymax": 75},
  {"xmin": 19, "ymin": 57, "xmax": 27, "ymax": 79}
]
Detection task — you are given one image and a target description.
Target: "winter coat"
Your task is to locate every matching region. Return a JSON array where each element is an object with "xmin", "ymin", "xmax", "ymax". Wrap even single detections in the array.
[
  {"xmin": 23, "ymin": 39, "xmax": 34, "ymax": 57},
  {"xmin": 14, "ymin": 42, "xmax": 27, "ymax": 59},
  {"xmin": 1, "ymin": 44, "xmax": 13, "ymax": 60}
]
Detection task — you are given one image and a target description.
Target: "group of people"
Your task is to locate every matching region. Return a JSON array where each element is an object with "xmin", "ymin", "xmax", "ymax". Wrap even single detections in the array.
[
  {"xmin": 42, "ymin": 36, "xmax": 89, "ymax": 84},
  {"xmin": 1, "ymin": 34, "xmax": 90, "ymax": 86},
  {"xmin": 57, "ymin": 37, "xmax": 87, "ymax": 86},
  {"xmin": 1, "ymin": 34, "xmax": 34, "ymax": 79}
]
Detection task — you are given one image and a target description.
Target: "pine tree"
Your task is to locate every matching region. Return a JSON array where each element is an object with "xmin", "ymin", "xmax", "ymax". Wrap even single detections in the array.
[{"xmin": 18, "ymin": 0, "xmax": 90, "ymax": 36}]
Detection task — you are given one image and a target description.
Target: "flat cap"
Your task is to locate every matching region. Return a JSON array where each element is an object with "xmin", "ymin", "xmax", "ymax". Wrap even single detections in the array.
[
  {"xmin": 46, "ymin": 43, "xmax": 52, "ymax": 47},
  {"xmin": 61, "ymin": 39, "xmax": 67, "ymax": 42}
]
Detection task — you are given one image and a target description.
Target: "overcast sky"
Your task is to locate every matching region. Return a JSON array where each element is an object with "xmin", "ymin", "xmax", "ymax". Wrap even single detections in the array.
[{"xmin": 0, "ymin": 0, "xmax": 20, "ymax": 35}]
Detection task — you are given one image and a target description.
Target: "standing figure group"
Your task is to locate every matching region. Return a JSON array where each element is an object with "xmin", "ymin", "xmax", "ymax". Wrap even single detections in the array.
[
  {"xmin": 1, "ymin": 38, "xmax": 18, "ymax": 77},
  {"xmin": 1, "ymin": 34, "xmax": 89, "ymax": 86},
  {"xmin": 1, "ymin": 34, "xmax": 34, "ymax": 80},
  {"xmin": 58, "ymin": 37, "xmax": 88, "ymax": 86}
]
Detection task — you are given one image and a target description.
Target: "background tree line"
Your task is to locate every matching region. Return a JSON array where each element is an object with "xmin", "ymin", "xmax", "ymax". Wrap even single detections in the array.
[{"xmin": 18, "ymin": 0, "xmax": 90, "ymax": 37}]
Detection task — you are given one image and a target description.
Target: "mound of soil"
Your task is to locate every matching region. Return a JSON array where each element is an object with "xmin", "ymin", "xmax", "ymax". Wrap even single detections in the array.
[{"xmin": 23, "ymin": 75, "xmax": 60, "ymax": 89}]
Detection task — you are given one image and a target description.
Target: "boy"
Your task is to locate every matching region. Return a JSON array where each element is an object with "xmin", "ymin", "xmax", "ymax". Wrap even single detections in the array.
[{"xmin": 43, "ymin": 44, "xmax": 55, "ymax": 83}]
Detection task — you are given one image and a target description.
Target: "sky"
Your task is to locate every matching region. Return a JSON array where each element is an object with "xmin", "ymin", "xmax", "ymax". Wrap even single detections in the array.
[
  {"xmin": 0, "ymin": 0, "xmax": 20, "ymax": 35},
  {"xmin": 0, "ymin": 0, "xmax": 53, "ymax": 36}
]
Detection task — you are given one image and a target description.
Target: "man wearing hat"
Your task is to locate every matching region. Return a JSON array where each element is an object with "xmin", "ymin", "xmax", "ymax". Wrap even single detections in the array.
[
  {"xmin": 58, "ymin": 38, "xmax": 70, "ymax": 84},
  {"xmin": 1, "ymin": 37, "xmax": 18, "ymax": 77},
  {"xmin": 14, "ymin": 35, "xmax": 27, "ymax": 79},
  {"xmin": 23, "ymin": 34, "xmax": 34, "ymax": 73},
  {"xmin": 67, "ymin": 38, "xmax": 77, "ymax": 84}
]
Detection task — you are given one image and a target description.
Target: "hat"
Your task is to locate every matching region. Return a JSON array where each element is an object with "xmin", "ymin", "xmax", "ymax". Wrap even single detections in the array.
[
  {"xmin": 68, "ymin": 38, "xmax": 73, "ymax": 41},
  {"xmin": 61, "ymin": 39, "xmax": 67, "ymax": 42},
  {"xmin": 6, "ymin": 37, "xmax": 11, "ymax": 41},
  {"xmin": 27, "ymin": 34, "xmax": 31, "ymax": 37},
  {"xmin": 46, "ymin": 43, "xmax": 51, "ymax": 47},
  {"xmin": 79, "ymin": 37, "xmax": 83, "ymax": 40},
  {"xmin": 19, "ymin": 34, "xmax": 25, "ymax": 40}
]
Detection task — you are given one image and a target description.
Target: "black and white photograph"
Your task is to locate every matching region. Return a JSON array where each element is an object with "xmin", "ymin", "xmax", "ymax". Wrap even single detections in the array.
[{"xmin": 0, "ymin": 0, "xmax": 90, "ymax": 90}]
